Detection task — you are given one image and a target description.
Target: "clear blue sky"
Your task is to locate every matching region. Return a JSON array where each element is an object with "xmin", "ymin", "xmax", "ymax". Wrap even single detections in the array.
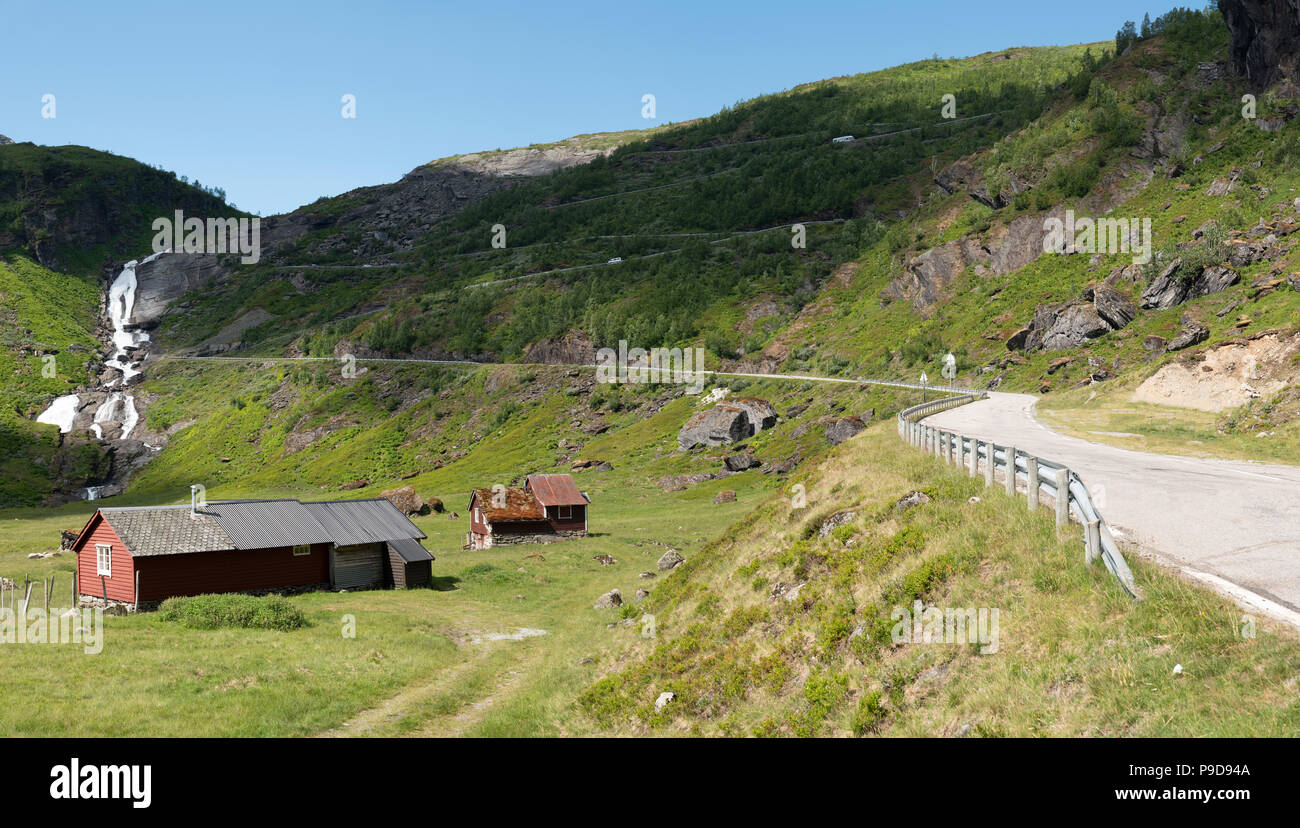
[{"xmin": 0, "ymin": 0, "xmax": 1190, "ymax": 216}]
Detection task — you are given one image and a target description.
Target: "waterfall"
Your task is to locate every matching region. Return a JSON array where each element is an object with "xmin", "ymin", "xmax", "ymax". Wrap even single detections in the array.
[{"xmin": 36, "ymin": 394, "xmax": 81, "ymax": 433}]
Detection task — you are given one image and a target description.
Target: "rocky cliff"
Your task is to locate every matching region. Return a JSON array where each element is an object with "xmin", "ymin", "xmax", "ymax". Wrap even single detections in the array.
[{"xmin": 1219, "ymin": 0, "xmax": 1300, "ymax": 89}]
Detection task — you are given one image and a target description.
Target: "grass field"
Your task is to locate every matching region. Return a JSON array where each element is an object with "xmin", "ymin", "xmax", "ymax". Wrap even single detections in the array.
[{"xmin": 3, "ymin": 418, "xmax": 1298, "ymax": 737}]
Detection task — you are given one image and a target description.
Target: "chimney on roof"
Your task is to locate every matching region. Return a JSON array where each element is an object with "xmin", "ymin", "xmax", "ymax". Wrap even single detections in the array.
[{"xmin": 190, "ymin": 485, "xmax": 202, "ymax": 518}]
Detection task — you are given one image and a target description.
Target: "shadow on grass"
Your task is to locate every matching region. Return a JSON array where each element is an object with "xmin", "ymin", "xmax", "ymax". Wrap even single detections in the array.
[{"xmin": 428, "ymin": 576, "xmax": 461, "ymax": 592}]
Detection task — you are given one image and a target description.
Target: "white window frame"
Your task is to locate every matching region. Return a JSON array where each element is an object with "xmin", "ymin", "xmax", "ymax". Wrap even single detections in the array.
[
  {"xmin": 475, "ymin": 507, "xmax": 482, "ymax": 524},
  {"xmin": 292, "ymin": 544, "xmax": 311, "ymax": 557},
  {"xmin": 558, "ymin": 505, "xmax": 573, "ymax": 520},
  {"xmin": 95, "ymin": 544, "xmax": 112, "ymax": 577}
]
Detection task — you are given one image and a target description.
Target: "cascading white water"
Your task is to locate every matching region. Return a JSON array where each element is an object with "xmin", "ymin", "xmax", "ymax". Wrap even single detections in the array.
[
  {"xmin": 36, "ymin": 394, "xmax": 81, "ymax": 433},
  {"xmin": 33, "ymin": 251, "xmax": 168, "ymax": 499}
]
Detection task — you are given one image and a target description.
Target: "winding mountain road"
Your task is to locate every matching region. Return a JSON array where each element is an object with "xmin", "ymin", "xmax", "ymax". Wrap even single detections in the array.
[{"xmin": 926, "ymin": 392, "xmax": 1300, "ymax": 626}]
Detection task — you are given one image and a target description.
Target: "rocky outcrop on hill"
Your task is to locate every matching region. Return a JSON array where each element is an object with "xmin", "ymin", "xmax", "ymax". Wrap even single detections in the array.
[
  {"xmin": 1140, "ymin": 263, "xmax": 1240, "ymax": 309},
  {"xmin": 524, "ymin": 329, "xmax": 597, "ymax": 365},
  {"xmin": 884, "ymin": 238, "xmax": 991, "ymax": 313},
  {"xmin": 933, "ymin": 159, "xmax": 1030, "ymax": 208},
  {"xmin": 730, "ymin": 398, "xmax": 778, "ymax": 433},
  {"xmin": 1008, "ymin": 284, "xmax": 1137, "ymax": 352},
  {"xmin": 0, "ymin": 134, "xmax": 13, "ymax": 145},
  {"xmin": 824, "ymin": 416, "xmax": 868, "ymax": 445},
  {"xmin": 1219, "ymin": 0, "xmax": 1300, "ymax": 90}
]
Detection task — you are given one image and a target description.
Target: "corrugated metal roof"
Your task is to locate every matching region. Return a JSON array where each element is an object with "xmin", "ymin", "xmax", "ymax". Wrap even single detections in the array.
[
  {"xmin": 525, "ymin": 474, "xmax": 588, "ymax": 507},
  {"xmin": 301, "ymin": 499, "xmax": 426, "ymax": 547},
  {"xmin": 99, "ymin": 507, "xmax": 233, "ymax": 558},
  {"xmin": 388, "ymin": 537, "xmax": 434, "ymax": 563},
  {"xmin": 204, "ymin": 500, "xmax": 336, "ymax": 550}
]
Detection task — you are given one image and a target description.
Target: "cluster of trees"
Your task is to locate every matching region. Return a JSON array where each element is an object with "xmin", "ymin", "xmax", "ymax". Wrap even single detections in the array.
[{"xmin": 1116, "ymin": 6, "xmax": 1226, "ymax": 56}]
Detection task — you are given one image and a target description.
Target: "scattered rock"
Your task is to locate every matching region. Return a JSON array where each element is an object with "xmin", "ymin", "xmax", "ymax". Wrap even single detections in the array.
[
  {"xmin": 635, "ymin": 588, "xmax": 650, "ymax": 601},
  {"xmin": 655, "ymin": 691, "xmax": 675, "ymax": 713},
  {"xmin": 723, "ymin": 452, "xmax": 761, "ymax": 472},
  {"xmin": 593, "ymin": 554, "xmax": 617, "ymax": 566},
  {"xmin": 339, "ymin": 479, "xmax": 369, "ymax": 490},
  {"xmin": 572, "ymin": 458, "xmax": 613, "ymax": 472},
  {"xmin": 639, "ymin": 571, "xmax": 656, "ymax": 579},
  {"xmin": 824, "ymin": 416, "xmax": 867, "ymax": 445},
  {"xmin": 593, "ymin": 589, "xmax": 622, "ymax": 610},
  {"xmin": 657, "ymin": 550, "xmax": 685, "ymax": 570},
  {"xmin": 818, "ymin": 510, "xmax": 857, "ymax": 537},
  {"xmin": 712, "ymin": 490, "xmax": 737, "ymax": 504},
  {"xmin": 895, "ymin": 490, "xmax": 932, "ymax": 512},
  {"xmin": 1167, "ymin": 321, "xmax": 1209, "ymax": 352},
  {"xmin": 729, "ymin": 398, "xmax": 778, "ymax": 433}
]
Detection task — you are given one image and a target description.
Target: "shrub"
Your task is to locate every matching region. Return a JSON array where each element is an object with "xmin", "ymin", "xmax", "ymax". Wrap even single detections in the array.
[
  {"xmin": 852, "ymin": 690, "xmax": 887, "ymax": 735},
  {"xmin": 157, "ymin": 593, "xmax": 309, "ymax": 631}
]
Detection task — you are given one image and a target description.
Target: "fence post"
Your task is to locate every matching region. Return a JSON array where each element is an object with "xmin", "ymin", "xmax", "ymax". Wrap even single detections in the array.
[
  {"xmin": 1055, "ymin": 469, "xmax": 1069, "ymax": 529},
  {"xmin": 1026, "ymin": 457, "xmax": 1039, "ymax": 511},
  {"xmin": 1085, "ymin": 519, "xmax": 1101, "ymax": 565},
  {"xmin": 1004, "ymin": 446, "xmax": 1017, "ymax": 496},
  {"xmin": 984, "ymin": 442, "xmax": 994, "ymax": 487}
]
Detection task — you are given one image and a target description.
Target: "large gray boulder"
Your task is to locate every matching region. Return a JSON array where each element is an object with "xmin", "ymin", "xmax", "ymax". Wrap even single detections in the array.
[
  {"xmin": 730, "ymin": 398, "xmax": 778, "ymax": 433},
  {"xmin": 677, "ymin": 404, "xmax": 751, "ymax": 450}
]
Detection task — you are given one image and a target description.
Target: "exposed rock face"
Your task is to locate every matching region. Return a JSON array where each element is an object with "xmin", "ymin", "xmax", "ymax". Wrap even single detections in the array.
[
  {"xmin": 677, "ymin": 404, "xmax": 751, "ymax": 450},
  {"xmin": 0, "ymin": 134, "xmax": 13, "ymax": 145},
  {"xmin": 523, "ymin": 329, "xmax": 596, "ymax": 365},
  {"xmin": 1087, "ymin": 284, "xmax": 1138, "ymax": 330},
  {"xmin": 895, "ymin": 491, "xmax": 932, "ymax": 512},
  {"xmin": 1140, "ymin": 264, "xmax": 1240, "ymax": 310},
  {"xmin": 1218, "ymin": 0, "xmax": 1300, "ymax": 90},
  {"xmin": 933, "ymin": 159, "xmax": 1029, "ymax": 208},
  {"xmin": 884, "ymin": 238, "xmax": 990, "ymax": 314},
  {"xmin": 824, "ymin": 416, "xmax": 868, "ymax": 445}
]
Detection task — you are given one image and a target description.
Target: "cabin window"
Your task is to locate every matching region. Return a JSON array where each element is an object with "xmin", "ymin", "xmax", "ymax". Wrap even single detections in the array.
[
  {"xmin": 292, "ymin": 544, "xmax": 311, "ymax": 556},
  {"xmin": 474, "ymin": 508, "xmax": 482, "ymax": 524},
  {"xmin": 558, "ymin": 505, "xmax": 573, "ymax": 519},
  {"xmin": 95, "ymin": 544, "xmax": 112, "ymax": 576}
]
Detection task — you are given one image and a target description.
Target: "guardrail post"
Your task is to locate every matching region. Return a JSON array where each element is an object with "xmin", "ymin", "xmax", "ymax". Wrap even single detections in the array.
[
  {"xmin": 968, "ymin": 437, "xmax": 977, "ymax": 477},
  {"xmin": 1004, "ymin": 446, "xmax": 1016, "ymax": 496},
  {"xmin": 941, "ymin": 432, "xmax": 950, "ymax": 464},
  {"xmin": 1055, "ymin": 468, "xmax": 1069, "ymax": 529},
  {"xmin": 1085, "ymin": 519, "xmax": 1101, "ymax": 566},
  {"xmin": 984, "ymin": 442, "xmax": 994, "ymax": 487},
  {"xmin": 1026, "ymin": 457, "xmax": 1039, "ymax": 511},
  {"xmin": 954, "ymin": 433, "xmax": 962, "ymax": 468}
]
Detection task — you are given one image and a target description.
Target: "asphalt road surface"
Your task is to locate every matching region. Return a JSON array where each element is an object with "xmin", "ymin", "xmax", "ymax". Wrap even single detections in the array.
[{"xmin": 927, "ymin": 392, "xmax": 1300, "ymax": 627}]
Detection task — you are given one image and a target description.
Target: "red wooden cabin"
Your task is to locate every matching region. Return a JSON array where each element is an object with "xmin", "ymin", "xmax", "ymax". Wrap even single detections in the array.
[
  {"xmin": 70, "ymin": 497, "xmax": 434, "ymax": 607},
  {"xmin": 466, "ymin": 473, "xmax": 589, "ymax": 549}
]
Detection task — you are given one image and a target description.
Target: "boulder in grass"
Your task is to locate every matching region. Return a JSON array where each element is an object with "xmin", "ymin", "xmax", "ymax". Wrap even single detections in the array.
[
  {"xmin": 381, "ymin": 485, "xmax": 427, "ymax": 516},
  {"xmin": 723, "ymin": 453, "xmax": 761, "ymax": 472},
  {"xmin": 730, "ymin": 398, "xmax": 778, "ymax": 433},
  {"xmin": 677, "ymin": 404, "xmax": 751, "ymax": 450},
  {"xmin": 593, "ymin": 589, "xmax": 622, "ymax": 610},
  {"xmin": 657, "ymin": 550, "xmax": 685, "ymax": 570},
  {"xmin": 825, "ymin": 416, "xmax": 867, "ymax": 445},
  {"xmin": 712, "ymin": 490, "xmax": 737, "ymax": 504}
]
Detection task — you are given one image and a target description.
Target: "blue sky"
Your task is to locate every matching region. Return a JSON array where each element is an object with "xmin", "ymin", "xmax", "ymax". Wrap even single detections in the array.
[{"xmin": 0, "ymin": 0, "xmax": 1190, "ymax": 216}]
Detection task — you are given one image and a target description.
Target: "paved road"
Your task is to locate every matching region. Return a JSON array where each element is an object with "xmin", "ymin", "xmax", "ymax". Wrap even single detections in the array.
[{"xmin": 927, "ymin": 392, "xmax": 1300, "ymax": 623}]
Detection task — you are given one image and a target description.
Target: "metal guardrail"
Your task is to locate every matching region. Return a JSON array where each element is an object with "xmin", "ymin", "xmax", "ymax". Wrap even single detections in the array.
[{"xmin": 896, "ymin": 393, "xmax": 1141, "ymax": 600}]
